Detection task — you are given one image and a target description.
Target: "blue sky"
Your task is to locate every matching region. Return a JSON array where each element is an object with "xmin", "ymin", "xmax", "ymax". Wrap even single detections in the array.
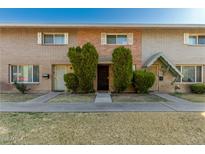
[{"xmin": 0, "ymin": 8, "xmax": 205, "ymax": 24}]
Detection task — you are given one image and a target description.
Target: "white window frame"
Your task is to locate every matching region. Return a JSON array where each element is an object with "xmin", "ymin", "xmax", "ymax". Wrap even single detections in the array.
[
  {"xmin": 10, "ymin": 65, "xmax": 40, "ymax": 84},
  {"xmin": 106, "ymin": 33, "xmax": 129, "ymax": 45},
  {"xmin": 185, "ymin": 33, "xmax": 205, "ymax": 46},
  {"xmin": 176, "ymin": 65, "xmax": 203, "ymax": 84},
  {"xmin": 42, "ymin": 33, "xmax": 68, "ymax": 45}
]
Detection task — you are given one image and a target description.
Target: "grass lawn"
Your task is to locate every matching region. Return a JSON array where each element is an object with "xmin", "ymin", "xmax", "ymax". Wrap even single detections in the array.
[
  {"xmin": 48, "ymin": 94, "xmax": 96, "ymax": 103},
  {"xmin": 173, "ymin": 93, "xmax": 205, "ymax": 103},
  {"xmin": 0, "ymin": 112, "xmax": 205, "ymax": 144},
  {"xmin": 0, "ymin": 93, "xmax": 43, "ymax": 102},
  {"xmin": 112, "ymin": 94, "xmax": 168, "ymax": 103}
]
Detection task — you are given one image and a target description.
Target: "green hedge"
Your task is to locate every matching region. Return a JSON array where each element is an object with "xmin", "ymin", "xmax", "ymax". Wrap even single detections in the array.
[
  {"xmin": 64, "ymin": 73, "xmax": 79, "ymax": 93},
  {"xmin": 132, "ymin": 70, "xmax": 155, "ymax": 93},
  {"xmin": 112, "ymin": 46, "xmax": 133, "ymax": 93},
  {"xmin": 190, "ymin": 83, "xmax": 205, "ymax": 94},
  {"xmin": 68, "ymin": 42, "xmax": 98, "ymax": 93}
]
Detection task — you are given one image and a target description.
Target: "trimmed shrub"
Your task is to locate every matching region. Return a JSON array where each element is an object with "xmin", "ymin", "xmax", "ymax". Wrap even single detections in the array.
[
  {"xmin": 190, "ymin": 83, "xmax": 205, "ymax": 94},
  {"xmin": 112, "ymin": 46, "xmax": 133, "ymax": 93},
  {"xmin": 64, "ymin": 73, "xmax": 79, "ymax": 93},
  {"xmin": 68, "ymin": 42, "xmax": 98, "ymax": 93},
  {"xmin": 14, "ymin": 82, "xmax": 31, "ymax": 94},
  {"xmin": 132, "ymin": 70, "xmax": 155, "ymax": 93}
]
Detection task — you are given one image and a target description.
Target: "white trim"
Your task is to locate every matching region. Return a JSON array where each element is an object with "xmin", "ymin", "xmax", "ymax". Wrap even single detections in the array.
[
  {"xmin": 37, "ymin": 32, "xmax": 42, "ymax": 44},
  {"xmin": 127, "ymin": 33, "xmax": 133, "ymax": 45},
  {"xmin": 64, "ymin": 33, "xmax": 69, "ymax": 44},
  {"xmin": 184, "ymin": 33, "xmax": 189, "ymax": 45},
  {"xmin": 101, "ymin": 33, "xmax": 106, "ymax": 45}
]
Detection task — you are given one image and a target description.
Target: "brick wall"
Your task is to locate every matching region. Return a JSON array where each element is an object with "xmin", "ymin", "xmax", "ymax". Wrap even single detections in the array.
[{"xmin": 0, "ymin": 28, "xmax": 142, "ymax": 92}]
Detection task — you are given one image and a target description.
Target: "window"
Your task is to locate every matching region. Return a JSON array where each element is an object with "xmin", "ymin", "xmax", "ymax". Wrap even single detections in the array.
[
  {"xmin": 186, "ymin": 34, "xmax": 205, "ymax": 45},
  {"xmin": 189, "ymin": 36, "xmax": 197, "ymax": 45},
  {"xmin": 43, "ymin": 33, "xmax": 65, "ymax": 45},
  {"xmin": 176, "ymin": 65, "xmax": 203, "ymax": 83},
  {"xmin": 182, "ymin": 66, "xmax": 195, "ymax": 82},
  {"xmin": 10, "ymin": 65, "xmax": 39, "ymax": 83},
  {"xmin": 198, "ymin": 36, "xmax": 205, "ymax": 44},
  {"xmin": 106, "ymin": 34, "xmax": 128, "ymax": 45}
]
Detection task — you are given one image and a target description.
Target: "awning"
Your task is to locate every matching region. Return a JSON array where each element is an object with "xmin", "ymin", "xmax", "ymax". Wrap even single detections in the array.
[{"xmin": 143, "ymin": 52, "xmax": 183, "ymax": 77}]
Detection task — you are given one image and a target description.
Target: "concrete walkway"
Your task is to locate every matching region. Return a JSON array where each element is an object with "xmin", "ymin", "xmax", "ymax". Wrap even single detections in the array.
[
  {"xmin": 154, "ymin": 93, "xmax": 205, "ymax": 111},
  {"xmin": 94, "ymin": 93, "xmax": 112, "ymax": 103},
  {"xmin": 26, "ymin": 92, "xmax": 61, "ymax": 104}
]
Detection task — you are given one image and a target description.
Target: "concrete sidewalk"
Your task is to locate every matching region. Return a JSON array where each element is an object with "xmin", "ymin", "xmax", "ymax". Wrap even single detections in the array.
[
  {"xmin": 154, "ymin": 93, "xmax": 205, "ymax": 111},
  {"xmin": 0, "ymin": 102, "xmax": 174, "ymax": 112},
  {"xmin": 1, "ymin": 93, "xmax": 205, "ymax": 112}
]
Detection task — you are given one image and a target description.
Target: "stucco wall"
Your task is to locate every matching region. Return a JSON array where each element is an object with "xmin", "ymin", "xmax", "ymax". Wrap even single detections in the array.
[
  {"xmin": 142, "ymin": 29, "xmax": 205, "ymax": 92},
  {"xmin": 142, "ymin": 29, "xmax": 205, "ymax": 65},
  {"xmin": 142, "ymin": 29, "xmax": 205, "ymax": 64}
]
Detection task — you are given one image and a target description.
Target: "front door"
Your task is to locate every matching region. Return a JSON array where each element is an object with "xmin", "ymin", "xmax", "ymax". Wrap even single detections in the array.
[
  {"xmin": 97, "ymin": 65, "xmax": 109, "ymax": 91},
  {"xmin": 53, "ymin": 65, "xmax": 68, "ymax": 91},
  {"xmin": 147, "ymin": 65, "xmax": 159, "ymax": 91}
]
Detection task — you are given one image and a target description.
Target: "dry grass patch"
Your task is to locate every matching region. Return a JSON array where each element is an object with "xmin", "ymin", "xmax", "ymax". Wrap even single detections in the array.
[
  {"xmin": 0, "ymin": 93, "xmax": 43, "ymax": 102},
  {"xmin": 0, "ymin": 112, "xmax": 205, "ymax": 144},
  {"xmin": 173, "ymin": 93, "xmax": 205, "ymax": 103},
  {"xmin": 112, "ymin": 93, "xmax": 168, "ymax": 103},
  {"xmin": 48, "ymin": 93, "xmax": 96, "ymax": 103}
]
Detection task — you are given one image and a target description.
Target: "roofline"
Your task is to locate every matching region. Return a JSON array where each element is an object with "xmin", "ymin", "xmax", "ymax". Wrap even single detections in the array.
[{"xmin": 0, "ymin": 23, "xmax": 205, "ymax": 28}]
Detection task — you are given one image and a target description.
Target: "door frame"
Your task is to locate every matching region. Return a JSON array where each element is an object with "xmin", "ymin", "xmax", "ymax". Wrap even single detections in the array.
[
  {"xmin": 52, "ymin": 64, "xmax": 70, "ymax": 91},
  {"xmin": 147, "ymin": 64, "xmax": 159, "ymax": 91},
  {"xmin": 97, "ymin": 64, "xmax": 109, "ymax": 91}
]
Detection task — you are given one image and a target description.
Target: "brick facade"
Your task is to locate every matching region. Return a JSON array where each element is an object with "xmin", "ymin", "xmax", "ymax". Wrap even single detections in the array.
[{"xmin": 0, "ymin": 28, "xmax": 142, "ymax": 92}]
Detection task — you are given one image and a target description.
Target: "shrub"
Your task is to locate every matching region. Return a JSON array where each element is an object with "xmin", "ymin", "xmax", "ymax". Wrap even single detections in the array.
[
  {"xmin": 14, "ymin": 82, "xmax": 31, "ymax": 94},
  {"xmin": 132, "ymin": 70, "xmax": 155, "ymax": 93},
  {"xmin": 68, "ymin": 42, "xmax": 98, "ymax": 93},
  {"xmin": 112, "ymin": 46, "xmax": 133, "ymax": 93},
  {"xmin": 190, "ymin": 83, "xmax": 205, "ymax": 94},
  {"xmin": 64, "ymin": 73, "xmax": 79, "ymax": 93}
]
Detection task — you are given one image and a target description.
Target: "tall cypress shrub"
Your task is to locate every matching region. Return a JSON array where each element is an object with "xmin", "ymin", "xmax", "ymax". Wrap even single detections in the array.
[
  {"xmin": 68, "ymin": 42, "xmax": 98, "ymax": 93},
  {"xmin": 112, "ymin": 46, "xmax": 133, "ymax": 93}
]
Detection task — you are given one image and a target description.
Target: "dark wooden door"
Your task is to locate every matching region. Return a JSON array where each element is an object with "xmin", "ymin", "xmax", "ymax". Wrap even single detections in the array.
[{"xmin": 97, "ymin": 65, "xmax": 109, "ymax": 90}]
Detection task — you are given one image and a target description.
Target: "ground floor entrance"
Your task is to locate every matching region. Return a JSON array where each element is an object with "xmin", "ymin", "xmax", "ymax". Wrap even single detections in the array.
[
  {"xmin": 97, "ymin": 65, "xmax": 109, "ymax": 91},
  {"xmin": 52, "ymin": 65, "xmax": 72, "ymax": 91},
  {"xmin": 147, "ymin": 64, "xmax": 159, "ymax": 91}
]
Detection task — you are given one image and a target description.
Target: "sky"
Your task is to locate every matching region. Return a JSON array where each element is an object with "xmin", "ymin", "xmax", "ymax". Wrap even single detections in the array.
[{"xmin": 0, "ymin": 8, "xmax": 205, "ymax": 24}]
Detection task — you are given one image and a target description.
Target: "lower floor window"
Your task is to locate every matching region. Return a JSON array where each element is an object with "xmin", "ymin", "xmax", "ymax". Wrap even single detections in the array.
[
  {"xmin": 176, "ymin": 65, "xmax": 203, "ymax": 83},
  {"xmin": 10, "ymin": 65, "xmax": 39, "ymax": 83}
]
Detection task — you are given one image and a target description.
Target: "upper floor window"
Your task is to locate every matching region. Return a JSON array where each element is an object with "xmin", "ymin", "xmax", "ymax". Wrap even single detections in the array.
[
  {"xmin": 184, "ymin": 33, "xmax": 205, "ymax": 45},
  {"xmin": 10, "ymin": 65, "xmax": 39, "ymax": 83},
  {"xmin": 101, "ymin": 33, "xmax": 133, "ymax": 45},
  {"xmin": 37, "ymin": 32, "xmax": 68, "ymax": 45},
  {"xmin": 107, "ymin": 34, "xmax": 128, "ymax": 45},
  {"xmin": 176, "ymin": 65, "xmax": 203, "ymax": 83}
]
